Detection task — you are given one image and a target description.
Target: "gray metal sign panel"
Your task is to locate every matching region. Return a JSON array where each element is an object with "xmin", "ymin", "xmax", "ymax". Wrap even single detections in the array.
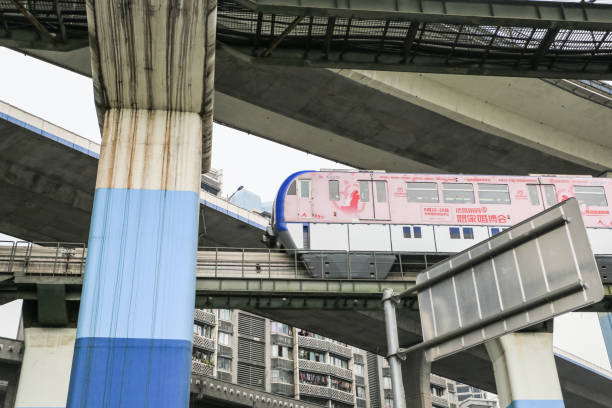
[{"xmin": 415, "ymin": 198, "xmax": 604, "ymax": 362}]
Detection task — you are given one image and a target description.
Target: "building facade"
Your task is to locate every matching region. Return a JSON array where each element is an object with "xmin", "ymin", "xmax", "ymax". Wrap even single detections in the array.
[{"xmin": 191, "ymin": 309, "xmax": 499, "ymax": 408}]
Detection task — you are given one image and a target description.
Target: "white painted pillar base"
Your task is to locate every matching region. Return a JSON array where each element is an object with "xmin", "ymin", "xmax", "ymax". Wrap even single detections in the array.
[
  {"xmin": 486, "ymin": 332, "xmax": 564, "ymax": 408},
  {"xmin": 401, "ymin": 351, "xmax": 432, "ymax": 408},
  {"xmin": 15, "ymin": 327, "xmax": 75, "ymax": 408}
]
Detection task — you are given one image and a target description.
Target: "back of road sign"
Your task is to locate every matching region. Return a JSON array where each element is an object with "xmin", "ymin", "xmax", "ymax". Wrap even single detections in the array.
[{"xmin": 417, "ymin": 198, "xmax": 604, "ymax": 362}]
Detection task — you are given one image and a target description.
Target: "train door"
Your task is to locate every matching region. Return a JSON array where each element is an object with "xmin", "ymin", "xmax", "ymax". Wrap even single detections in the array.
[
  {"xmin": 373, "ymin": 180, "xmax": 391, "ymax": 220},
  {"xmin": 526, "ymin": 184, "xmax": 545, "ymax": 215},
  {"xmin": 297, "ymin": 178, "xmax": 313, "ymax": 218},
  {"xmin": 526, "ymin": 183, "xmax": 557, "ymax": 215},
  {"xmin": 358, "ymin": 179, "xmax": 390, "ymax": 220}
]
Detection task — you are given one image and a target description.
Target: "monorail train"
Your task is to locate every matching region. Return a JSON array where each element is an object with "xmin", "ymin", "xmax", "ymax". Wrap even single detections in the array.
[{"xmin": 268, "ymin": 170, "xmax": 612, "ymax": 279}]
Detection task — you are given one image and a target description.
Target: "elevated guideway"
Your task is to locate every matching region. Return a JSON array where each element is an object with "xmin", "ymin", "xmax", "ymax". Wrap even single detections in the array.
[
  {"xmin": 1, "ymin": 243, "xmax": 611, "ymax": 407},
  {"xmin": 2, "ymin": 2, "xmax": 612, "ymax": 175},
  {"xmin": 0, "ymin": 100, "xmax": 268, "ymax": 247}
]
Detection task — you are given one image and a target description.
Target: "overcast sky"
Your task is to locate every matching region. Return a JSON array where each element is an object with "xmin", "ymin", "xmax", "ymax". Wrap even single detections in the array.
[{"xmin": 0, "ymin": 46, "xmax": 610, "ymax": 373}]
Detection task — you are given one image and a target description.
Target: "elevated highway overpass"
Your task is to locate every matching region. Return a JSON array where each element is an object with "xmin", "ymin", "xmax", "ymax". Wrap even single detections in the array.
[
  {"xmin": 0, "ymin": 244, "xmax": 611, "ymax": 407},
  {"xmin": 0, "ymin": 100, "xmax": 267, "ymax": 246},
  {"xmin": 2, "ymin": 2, "xmax": 612, "ymax": 176}
]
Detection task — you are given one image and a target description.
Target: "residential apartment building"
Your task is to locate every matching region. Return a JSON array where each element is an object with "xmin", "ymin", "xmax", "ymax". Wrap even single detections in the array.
[{"xmin": 191, "ymin": 309, "xmax": 499, "ymax": 408}]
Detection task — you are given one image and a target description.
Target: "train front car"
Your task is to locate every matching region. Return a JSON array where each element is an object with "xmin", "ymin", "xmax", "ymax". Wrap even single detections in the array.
[{"xmin": 271, "ymin": 170, "xmax": 612, "ymax": 280}]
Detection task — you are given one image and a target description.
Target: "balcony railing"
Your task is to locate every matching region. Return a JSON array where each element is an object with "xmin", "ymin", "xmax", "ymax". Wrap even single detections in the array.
[
  {"xmin": 195, "ymin": 309, "xmax": 216, "ymax": 326},
  {"xmin": 193, "ymin": 333, "xmax": 216, "ymax": 352},
  {"xmin": 192, "ymin": 360, "xmax": 215, "ymax": 377},
  {"xmin": 297, "ymin": 336, "xmax": 352, "ymax": 359}
]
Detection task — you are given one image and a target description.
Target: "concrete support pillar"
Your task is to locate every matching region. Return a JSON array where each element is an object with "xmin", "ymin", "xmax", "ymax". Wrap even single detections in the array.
[
  {"xmin": 0, "ymin": 364, "xmax": 20, "ymax": 408},
  {"xmin": 400, "ymin": 351, "xmax": 432, "ymax": 408},
  {"xmin": 66, "ymin": 109, "xmax": 202, "ymax": 406},
  {"xmin": 486, "ymin": 332, "xmax": 564, "ymax": 408},
  {"xmin": 15, "ymin": 327, "xmax": 76, "ymax": 408}
]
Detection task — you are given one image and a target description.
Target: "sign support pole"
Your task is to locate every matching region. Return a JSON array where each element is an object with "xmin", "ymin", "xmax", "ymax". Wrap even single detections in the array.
[{"xmin": 382, "ymin": 288, "xmax": 406, "ymax": 408}]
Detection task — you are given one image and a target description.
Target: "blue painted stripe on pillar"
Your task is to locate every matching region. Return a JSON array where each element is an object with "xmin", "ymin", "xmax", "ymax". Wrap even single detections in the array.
[
  {"xmin": 77, "ymin": 188, "xmax": 199, "ymax": 341},
  {"xmin": 67, "ymin": 337, "xmax": 191, "ymax": 407},
  {"xmin": 506, "ymin": 401, "xmax": 565, "ymax": 408},
  {"xmin": 600, "ymin": 313, "xmax": 612, "ymax": 367}
]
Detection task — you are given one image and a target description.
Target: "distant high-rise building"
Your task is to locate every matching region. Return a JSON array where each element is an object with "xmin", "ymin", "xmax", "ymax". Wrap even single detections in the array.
[
  {"xmin": 201, "ymin": 169, "xmax": 223, "ymax": 196},
  {"xmin": 229, "ymin": 189, "xmax": 273, "ymax": 216},
  {"xmin": 191, "ymin": 308, "xmax": 499, "ymax": 408}
]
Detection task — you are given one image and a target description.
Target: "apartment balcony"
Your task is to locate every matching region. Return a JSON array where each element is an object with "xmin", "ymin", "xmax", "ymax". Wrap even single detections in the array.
[
  {"xmin": 330, "ymin": 388, "xmax": 354, "ymax": 404},
  {"xmin": 299, "ymin": 384, "xmax": 331, "ymax": 400},
  {"xmin": 272, "ymin": 357, "xmax": 295, "ymax": 371},
  {"xmin": 299, "ymin": 359, "xmax": 329, "ymax": 375},
  {"xmin": 431, "ymin": 395, "xmax": 450, "ymax": 408},
  {"xmin": 194, "ymin": 309, "xmax": 216, "ymax": 326},
  {"xmin": 193, "ymin": 333, "xmax": 215, "ymax": 352},
  {"xmin": 328, "ymin": 365, "xmax": 352, "ymax": 381},
  {"xmin": 192, "ymin": 360, "xmax": 214, "ymax": 377},
  {"xmin": 297, "ymin": 336, "xmax": 328, "ymax": 352},
  {"xmin": 328, "ymin": 343, "xmax": 352, "ymax": 359},
  {"xmin": 271, "ymin": 333, "xmax": 294, "ymax": 347},
  {"xmin": 297, "ymin": 336, "xmax": 352, "ymax": 359},
  {"xmin": 271, "ymin": 383, "xmax": 295, "ymax": 396},
  {"xmin": 430, "ymin": 374, "xmax": 447, "ymax": 389},
  {"xmin": 298, "ymin": 360, "xmax": 353, "ymax": 381}
]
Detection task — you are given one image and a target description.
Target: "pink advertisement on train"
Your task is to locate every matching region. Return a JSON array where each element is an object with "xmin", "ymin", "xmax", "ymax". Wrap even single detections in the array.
[{"xmin": 283, "ymin": 171, "xmax": 612, "ymax": 228}]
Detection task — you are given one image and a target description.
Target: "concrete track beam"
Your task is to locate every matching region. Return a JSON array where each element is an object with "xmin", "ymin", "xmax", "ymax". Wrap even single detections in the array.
[{"xmin": 486, "ymin": 332, "xmax": 564, "ymax": 408}]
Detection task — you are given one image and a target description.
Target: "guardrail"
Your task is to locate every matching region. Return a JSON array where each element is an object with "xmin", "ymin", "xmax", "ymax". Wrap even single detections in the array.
[{"xmin": 0, "ymin": 242, "xmax": 451, "ymax": 281}]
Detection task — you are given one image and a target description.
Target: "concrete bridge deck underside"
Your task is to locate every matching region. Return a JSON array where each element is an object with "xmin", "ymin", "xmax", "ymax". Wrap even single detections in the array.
[{"xmin": 11, "ymin": 45, "xmax": 612, "ymax": 177}]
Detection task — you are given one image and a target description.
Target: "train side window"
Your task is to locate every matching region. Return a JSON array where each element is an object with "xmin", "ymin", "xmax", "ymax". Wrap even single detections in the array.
[
  {"xmin": 359, "ymin": 181, "xmax": 370, "ymax": 202},
  {"xmin": 375, "ymin": 181, "xmax": 387, "ymax": 203},
  {"xmin": 478, "ymin": 184, "xmax": 510, "ymax": 205},
  {"xmin": 300, "ymin": 180, "xmax": 311, "ymax": 198},
  {"xmin": 287, "ymin": 181, "xmax": 297, "ymax": 195},
  {"xmin": 403, "ymin": 226, "xmax": 411, "ymax": 238},
  {"xmin": 328, "ymin": 180, "xmax": 340, "ymax": 201},
  {"xmin": 406, "ymin": 182, "xmax": 439, "ymax": 203},
  {"xmin": 542, "ymin": 185, "xmax": 557, "ymax": 207},
  {"xmin": 491, "ymin": 227, "xmax": 500, "ymax": 235},
  {"xmin": 527, "ymin": 184, "xmax": 540, "ymax": 205},
  {"xmin": 443, "ymin": 183, "xmax": 475, "ymax": 204},
  {"xmin": 450, "ymin": 227, "xmax": 461, "ymax": 239},
  {"xmin": 575, "ymin": 185, "xmax": 608, "ymax": 207},
  {"xmin": 413, "ymin": 226, "xmax": 422, "ymax": 239},
  {"xmin": 462, "ymin": 227, "xmax": 474, "ymax": 239}
]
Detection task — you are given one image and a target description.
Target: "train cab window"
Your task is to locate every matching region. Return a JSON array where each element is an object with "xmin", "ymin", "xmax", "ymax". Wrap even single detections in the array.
[
  {"xmin": 287, "ymin": 180, "xmax": 296, "ymax": 195},
  {"xmin": 527, "ymin": 184, "xmax": 540, "ymax": 205},
  {"xmin": 449, "ymin": 227, "xmax": 461, "ymax": 239},
  {"xmin": 413, "ymin": 226, "xmax": 422, "ymax": 239},
  {"xmin": 300, "ymin": 180, "xmax": 311, "ymax": 198},
  {"xmin": 375, "ymin": 181, "xmax": 387, "ymax": 203},
  {"xmin": 542, "ymin": 185, "xmax": 557, "ymax": 207},
  {"xmin": 359, "ymin": 181, "xmax": 370, "ymax": 202},
  {"xmin": 406, "ymin": 182, "xmax": 439, "ymax": 203},
  {"xmin": 575, "ymin": 185, "xmax": 608, "ymax": 207},
  {"xmin": 443, "ymin": 183, "xmax": 475, "ymax": 204},
  {"xmin": 462, "ymin": 227, "xmax": 474, "ymax": 239},
  {"xmin": 478, "ymin": 184, "xmax": 510, "ymax": 205},
  {"xmin": 403, "ymin": 226, "xmax": 411, "ymax": 238},
  {"xmin": 329, "ymin": 180, "xmax": 340, "ymax": 201}
]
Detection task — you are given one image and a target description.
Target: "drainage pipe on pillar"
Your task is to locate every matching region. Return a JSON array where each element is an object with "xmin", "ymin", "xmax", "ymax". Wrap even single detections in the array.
[{"xmin": 382, "ymin": 288, "xmax": 406, "ymax": 408}]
